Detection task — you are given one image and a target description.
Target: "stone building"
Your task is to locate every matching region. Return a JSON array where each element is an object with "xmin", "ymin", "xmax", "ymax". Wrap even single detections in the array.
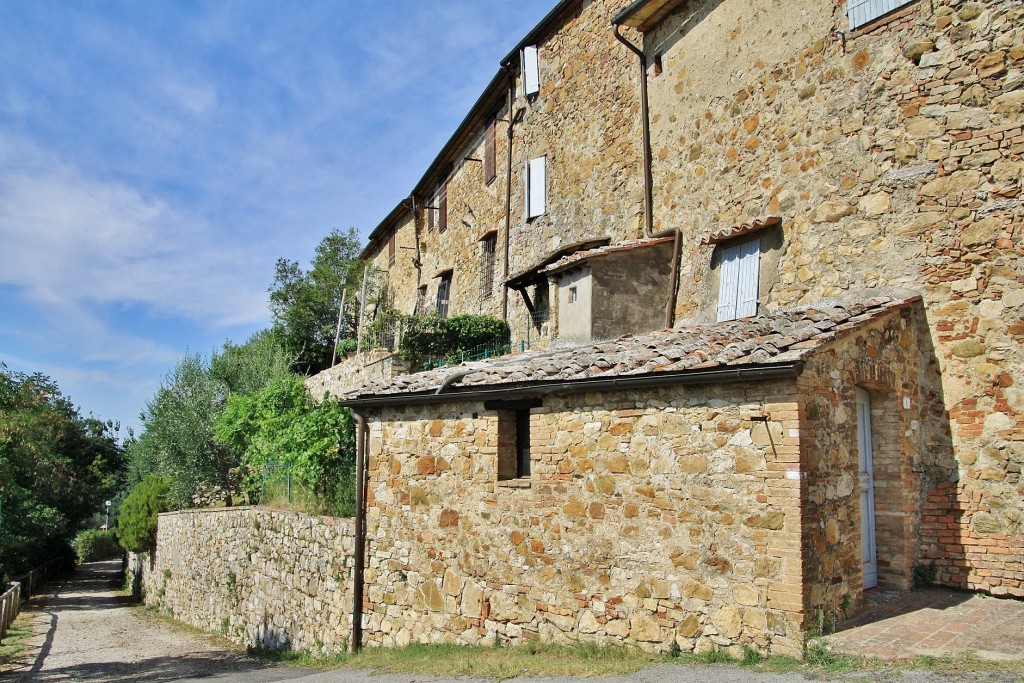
[{"xmin": 335, "ymin": 0, "xmax": 1021, "ymax": 657}]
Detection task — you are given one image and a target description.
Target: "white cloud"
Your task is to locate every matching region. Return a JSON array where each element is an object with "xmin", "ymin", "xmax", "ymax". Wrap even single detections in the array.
[{"xmin": 0, "ymin": 136, "xmax": 268, "ymax": 327}]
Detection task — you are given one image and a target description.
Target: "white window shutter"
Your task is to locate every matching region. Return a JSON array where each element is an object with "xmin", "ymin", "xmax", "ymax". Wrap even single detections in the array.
[
  {"xmin": 716, "ymin": 247, "xmax": 740, "ymax": 322},
  {"xmin": 526, "ymin": 156, "xmax": 546, "ymax": 219},
  {"xmin": 735, "ymin": 239, "xmax": 761, "ymax": 318},
  {"xmin": 522, "ymin": 45, "xmax": 540, "ymax": 96},
  {"xmin": 717, "ymin": 239, "xmax": 760, "ymax": 321},
  {"xmin": 847, "ymin": 0, "xmax": 913, "ymax": 30}
]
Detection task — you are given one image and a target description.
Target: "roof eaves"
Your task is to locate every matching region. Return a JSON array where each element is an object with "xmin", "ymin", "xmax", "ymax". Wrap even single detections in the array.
[
  {"xmin": 360, "ymin": 199, "xmax": 413, "ymax": 260},
  {"xmin": 340, "ymin": 362, "xmax": 805, "ymax": 409},
  {"xmin": 500, "ymin": 0, "xmax": 582, "ymax": 67},
  {"xmin": 612, "ymin": 0, "xmax": 690, "ymax": 30}
]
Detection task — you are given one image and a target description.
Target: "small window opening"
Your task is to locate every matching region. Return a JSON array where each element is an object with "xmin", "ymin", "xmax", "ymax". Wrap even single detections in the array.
[
  {"xmin": 480, "ymin": 234, "xmax": 496, "ymax": 301},
  {"xmin": 652, "ymin": 53, "xmax": 663, "ymax": 77},
  {"xmin": 488, "ymin": 399, "xmax": 540, "ymax": 482},
  {"xmin": 568, "ymin": 286, "xmax": 578, "ymax": 303},
  {"xmin": 436, "ymin": 271, "xmax": 452, "ymax": 319},
  {"xmin": 414, "ymin": 285, "xmax": 427, "ymax": 315},
  {"xmin": 716, "ymin": 238, "xmax": 761, "ymax": 322},
  {"xmin": 515, "ymin": 410, "xmax": 531, "ymax": 478}
]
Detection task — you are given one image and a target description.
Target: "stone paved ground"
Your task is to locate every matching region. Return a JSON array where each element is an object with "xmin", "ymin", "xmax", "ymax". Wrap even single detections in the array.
[{"xmin": 825, "ymin": 588, "xmax": 1024, "ymax": 661}]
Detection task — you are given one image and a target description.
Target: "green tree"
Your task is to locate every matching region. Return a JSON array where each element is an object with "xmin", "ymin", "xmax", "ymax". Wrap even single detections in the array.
[
  {"xmin": 131, "ymin": 354, "xmax": 235, "ymax": 509},
  {"xmin": 214, "ymin": 376, "xmax": 356, "ymax": 516},
  {"xmin": 0, "ymin": 364, "xmax": 125, "ymax": 580},
  {"xmin": 124, "ymin": 331, "xmax": 294, "ymax": 509},
  {"xmin": 269, "ymin": 227, "xmax": 363, "ymax": 374},
  {"xmin": 210, "ymin": 329, "xmax": 294, "ymax": 396},
  {"xmin": 116, "ymin": 474, "xmax": 169, "ymax": 554}
]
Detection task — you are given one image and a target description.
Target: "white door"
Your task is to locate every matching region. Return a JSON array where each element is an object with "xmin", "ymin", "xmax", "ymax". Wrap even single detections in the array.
[{"xmin": 856, "ymin": 387, "xmax": 878, "ymax": 589}]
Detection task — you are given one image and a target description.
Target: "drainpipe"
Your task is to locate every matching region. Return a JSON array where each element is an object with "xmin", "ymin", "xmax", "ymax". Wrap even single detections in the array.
[
  {"xmin": 351, "ymin": 410, "xmax": 368, "ymax": 653},
  {"xmin": 500, "ymin": 63, "xmax": 516, "ymax": 321},
  {"xmin": 612, "ymin": 21, "xmax": 654, "ymax": 240},
  {"xmin": 665, "ymin": 226, "xmax": 681, "ymax": 328},
  {"xmin": 613, "ymin": 21, "xmax": 680, "ymax": 328}
]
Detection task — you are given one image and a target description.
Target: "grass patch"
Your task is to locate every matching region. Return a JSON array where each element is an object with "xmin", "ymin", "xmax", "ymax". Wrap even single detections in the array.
[
  {"xmin": 255, "ymin": 641, "xmax": 663, "ymax": 678},
  {"xmin": 0, "ymin": 621, "xmax": 35, "ymax": 671}
]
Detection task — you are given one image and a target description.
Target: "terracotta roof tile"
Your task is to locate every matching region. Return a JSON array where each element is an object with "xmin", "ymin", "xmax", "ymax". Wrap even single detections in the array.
[
  {"xmin": 542, "ymin": 236, "xmax": 674, "ymax": 275},
  {"xmin": 698, "ymin": 216, "xmax": 782, "ymax": 247},
  {"xmin": 357, "ymin": 295, "xmax": 920, "ymax": 397}
]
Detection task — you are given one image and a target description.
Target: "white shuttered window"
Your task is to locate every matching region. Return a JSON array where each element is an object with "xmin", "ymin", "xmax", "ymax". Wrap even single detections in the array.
[
  {"xmin": 526, "ymin": 156, "xmax": 546, "ymax": 219},
  {"xmin": 716, "ymin": 239, "xmax": 760, "ymax": 322},
  {"xmin": 846, "ymin": 0, "xmax": 914, "ymax": 30},
  {"xmin": 522, "ymin": 45, "xmax": 540, "ymax": 96}
]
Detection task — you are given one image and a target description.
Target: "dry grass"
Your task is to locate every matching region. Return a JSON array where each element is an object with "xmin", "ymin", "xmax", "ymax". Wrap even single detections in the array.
[{"xmin": 260, "ymin": 641, "xmax": 663, "ymax": 678}]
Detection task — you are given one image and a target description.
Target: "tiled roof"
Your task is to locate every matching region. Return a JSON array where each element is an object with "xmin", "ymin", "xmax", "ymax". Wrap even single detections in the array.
[
  {"xmin": 543, "ymin": 236, "xmax": 675, "ymax": 275},
  {"xmin": 698, "ymin": 216, "xmax": 782, "ymax": 246},
  {"xmin": 357, "ymin": 295, "xmax": 920, "ymax": 397}
]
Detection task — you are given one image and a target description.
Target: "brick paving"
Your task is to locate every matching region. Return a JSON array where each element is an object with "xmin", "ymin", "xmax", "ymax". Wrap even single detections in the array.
[{"xmin": 826, "ymin": 588, "xmax": 1024, "ymax": 661}]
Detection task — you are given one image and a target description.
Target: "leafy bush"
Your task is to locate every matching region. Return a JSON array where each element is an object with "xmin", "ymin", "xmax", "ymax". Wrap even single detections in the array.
[
  {"xmin": 398, "ymin": 314, "xmax": 509, "ymax": 367},
  {"xmin": 336, "ymin": 338, "xmax": 357, "ymax": 357},
  {"xmin": 117, "ymin": 475, "xmax": 170, "ymax": 554},
  {"xmin": 214, "ymin": 376, "xmax": 356, "ymax": 516},
  {"xmin": 74, "ymin": 529, "xmax": 122, "ymax": 563}
]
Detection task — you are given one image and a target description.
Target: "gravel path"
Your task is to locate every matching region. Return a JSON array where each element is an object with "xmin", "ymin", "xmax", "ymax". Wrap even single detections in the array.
[
  {"xmin": 1, "ymin": 560, "xmax": 1018, "ymax": 683},
  {"xmin": 2, "ymin": 559, "xmax": 307, "ymax": 682}
]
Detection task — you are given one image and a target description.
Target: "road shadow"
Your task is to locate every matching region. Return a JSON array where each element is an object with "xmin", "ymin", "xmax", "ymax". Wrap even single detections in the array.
[{"xmin": 3, "ymin": 649, "xmax": 310, "ymax": 683}]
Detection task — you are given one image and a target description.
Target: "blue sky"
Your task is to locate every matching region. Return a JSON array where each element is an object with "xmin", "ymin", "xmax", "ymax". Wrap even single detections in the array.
[{"xmin": 0, "ymin": 0, "xmax": 554, "ymax": 431}]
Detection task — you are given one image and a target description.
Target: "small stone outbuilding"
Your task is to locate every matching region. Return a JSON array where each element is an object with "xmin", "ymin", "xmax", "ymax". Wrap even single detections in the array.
[{"xmin": 343, "ymin": 294, "xmax": 932, "ymax": 656}]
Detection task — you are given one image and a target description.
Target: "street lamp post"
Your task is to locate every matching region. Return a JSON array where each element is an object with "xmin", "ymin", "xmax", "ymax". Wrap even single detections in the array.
[{"xmin": 104, "ymin": 500, "xmax": 111, "ymax": 530}]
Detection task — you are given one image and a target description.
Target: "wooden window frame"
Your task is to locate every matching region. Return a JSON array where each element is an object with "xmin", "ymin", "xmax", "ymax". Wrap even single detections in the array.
[{"xmin": 484, "ymin": 118, "xmax": 497, "ymax": 185}]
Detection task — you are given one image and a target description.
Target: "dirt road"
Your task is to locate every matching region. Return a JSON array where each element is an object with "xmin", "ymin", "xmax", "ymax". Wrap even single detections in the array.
[{"xmin": 2, "ymin": 559, "xmax": 307, "ymax": 682}]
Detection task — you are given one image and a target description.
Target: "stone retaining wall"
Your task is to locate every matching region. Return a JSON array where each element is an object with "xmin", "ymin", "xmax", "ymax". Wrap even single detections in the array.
[{"xmin": 146, "ymin": 506, "xmax": 355, "ymax": 653}]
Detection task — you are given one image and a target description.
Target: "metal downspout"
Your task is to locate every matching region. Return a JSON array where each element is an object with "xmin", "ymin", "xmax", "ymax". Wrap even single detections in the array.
[
  {"xmin": 501, "ymin": 64, "xmax": 515, "ymax": 321},
  {"xmin": 613, "ymin": 21, "xmax": 678, "ymax": 328},
  {"xmin": 612, "ymin": 22, "xmax": 654, "ymax": 240},
  {"xmin": 665, "ymin": 227, "xmax": 682, "ymax": 328},
  {"xmin": 351, "ymin": 411, "xmax": 368, "ymax": 652}
]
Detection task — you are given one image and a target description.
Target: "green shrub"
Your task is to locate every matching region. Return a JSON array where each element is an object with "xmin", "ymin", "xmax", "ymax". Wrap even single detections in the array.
[
  {"xmin": 398, "ymin": 313, "xmax": 509, "ymax": 367},
  {"xmin": 214, "ymin": 376, "xmax": 356, "ymax": 516},
  {"xmin": 74, "ymin": 529, "xmax": 122, "ymax": 563},
  {"xmin": 336, "ymin": 338, "xmax": 357, "ymax": 357},
  {"xmin": 117, "ymin": 474, "xmax": 170, "ymax": 553},
  {"xmin": 913, "ymin": 562, "xmax": 937, "ymax": 587}
]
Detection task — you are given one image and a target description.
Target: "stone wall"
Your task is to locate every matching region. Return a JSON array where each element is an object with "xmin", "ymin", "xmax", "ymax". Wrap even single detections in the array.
[
  {"xmin": 355, "ymin": 0, "xmax": 1022, "ymax": 599},
  {"xmin": 146, "ymin": 507, "xmax": 355, "ymax": 653},
  {"xmin": 797, "ymin": 303, "xmax": 931, "ymax": 623},
  {"xmin": 364, "ymin": 0, "xmax": 654, "ymax": 346},
  {"xmin": 363, "ymin": 384, "xmax": 808, "ymax": 656},
  {"xmin": 305, "ymin": 350, "xmax": 407, "ymax": 401},
  {"xmin": 643, "ymin": 0, "xmax": 1023, "ymax": 596}
]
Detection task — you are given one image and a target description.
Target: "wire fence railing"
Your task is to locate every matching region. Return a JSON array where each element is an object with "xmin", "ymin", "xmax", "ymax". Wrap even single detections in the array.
[{"xmin": 353, "ymin": 304, "xmax": 552, "ymax": 371}]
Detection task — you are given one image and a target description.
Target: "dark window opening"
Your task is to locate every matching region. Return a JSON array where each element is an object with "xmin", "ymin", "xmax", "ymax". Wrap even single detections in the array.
[
  {"xmin": 414, "ymin": 285, "xmax": 427, "ymax": 315},
  {"xmin": 486, "ymin": 399, "xmax": 540, "ymax": 482},
  {"xmin": 436, "ymin": 271, "xmax": 452, "ymax": 319},
  {"xmin": 484, "ymin": 118, "xmax": 497, "ymax": 184},
  {"xmin": 515, "ymin": 409, "xmax": 531, "ymax": 478},
  {"xmin": 438, "ymin": 183, "xmax": 448, "ymax": 233},
  {"xmin": 652, "ymin": 53, "xmax": 663, "ymax": 77},
  {"xmin": 480, "ymin": 234, "xmax": 496, "ymax": 301}
]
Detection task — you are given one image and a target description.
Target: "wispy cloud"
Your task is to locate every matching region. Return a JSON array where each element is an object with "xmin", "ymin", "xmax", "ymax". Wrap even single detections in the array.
[
  {"xmin": 0, "ymin": 0, "xmax": 556, "ymax": 425},
  {"xmin": 0, "ymin": 136, "xmax": 268, "ymax": 326}
]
